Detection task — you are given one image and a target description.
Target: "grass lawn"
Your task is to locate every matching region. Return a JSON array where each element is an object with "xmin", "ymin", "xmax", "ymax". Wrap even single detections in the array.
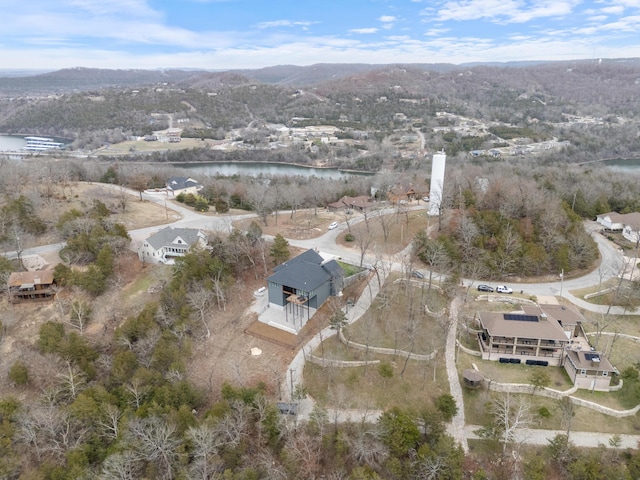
[
  {"xmin": 302, "ymin": 247, "xmax": 454, "ymax": 412},
  {"xmin": 120, "ymin": 264, "xmax": 170, "ymax": 300},
  {"xmin": 96, "ymin": 137, "xmax": 206, "ymax": 155},
  {"xmin": 344, "ymin": 273, "xmax": 448, "ymax": 355},
  {"xmin": 570, "ymin": 278, "xmax": 640, "ymax": 308},
  {"xmin": 304, "ymin": 351, "xmax": 450, "ymax": 412},
  {"xmin": 456, "ymin": 352, "xmax": 574, "ymax": 390},
  {"xmin": 458, "ymin": 348, "xmax": 640, "ymax": 435}
]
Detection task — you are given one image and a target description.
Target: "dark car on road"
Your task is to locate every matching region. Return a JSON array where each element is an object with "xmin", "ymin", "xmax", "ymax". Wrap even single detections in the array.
[
  {"xmin": 477, "ymin": 284, "xmax": 494, "ymax": 292},
  {"xmin": 411, "ymin": 271, "xmax": 425, "ymax": 279}
]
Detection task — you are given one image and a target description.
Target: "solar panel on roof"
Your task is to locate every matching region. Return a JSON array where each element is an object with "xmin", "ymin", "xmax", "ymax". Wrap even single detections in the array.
[{"xmin": 503, "ymin": 313, "xmax": 539, "ymax": 322}]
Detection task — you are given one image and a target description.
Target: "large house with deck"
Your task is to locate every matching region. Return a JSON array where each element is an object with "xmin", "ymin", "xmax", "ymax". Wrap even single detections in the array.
[
  {"xmin": 138, "ymin": 227, "xmax": 207, "ymax": 264},
  {"xmin": 265, "ymin": 249, "xmax": 344, "ymax": 334},
  {"xmin": 8, "ymin": 270, "xmax": 55, "ymax": 303},
  {"xmin": 476, "ymin": 303, "xmax": 616, "ymax": 390}
]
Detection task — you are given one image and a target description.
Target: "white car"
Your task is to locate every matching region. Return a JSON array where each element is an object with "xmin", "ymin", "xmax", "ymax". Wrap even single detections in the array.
[
  {"xmin": 328, "ymin": 221, "xmax": 339, "ymax": 230},
  {"xmin": 496, "ymin": 285, "xmax": 513, "ymax": 294}
]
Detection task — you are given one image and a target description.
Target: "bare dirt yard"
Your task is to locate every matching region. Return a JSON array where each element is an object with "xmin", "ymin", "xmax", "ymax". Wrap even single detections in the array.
[{"xmin": 233, "ymin": 208, "xmax": 345, "ymax": 240}]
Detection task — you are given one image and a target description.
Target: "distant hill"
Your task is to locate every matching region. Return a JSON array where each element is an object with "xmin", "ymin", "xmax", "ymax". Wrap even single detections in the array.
[
  {"xmin": 0, "ymin": 67, "xmax": 208, "ymax": 96},
  {"xmin": 177, "ymin": 71, "xmax": 254, "ymax": 90},
  {"xmin": 2, "ymin": 59, "xmax": 640, "ymax": 95}
]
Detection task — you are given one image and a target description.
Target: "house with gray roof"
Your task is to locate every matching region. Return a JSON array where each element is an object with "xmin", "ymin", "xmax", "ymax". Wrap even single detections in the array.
[
  {"xmin": 166, "ymin": 176, "xmax": 203, "ymax": 196},
  {"xmin": 264, "ymin": 249, "xmax": 344, "ymax": 334},
  {"xmin": 138, "ymin": 227, "xmax": 207, "ymax": 264}
]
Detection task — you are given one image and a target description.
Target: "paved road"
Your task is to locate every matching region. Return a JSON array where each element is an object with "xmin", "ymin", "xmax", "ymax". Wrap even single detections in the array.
[
  {"xmin": 463, "ymin": 424, "xmax": 640, "ymax": 449},
  {"xmin": 446, "ymin": 297, "xmax": 469, "ymax": 452}
]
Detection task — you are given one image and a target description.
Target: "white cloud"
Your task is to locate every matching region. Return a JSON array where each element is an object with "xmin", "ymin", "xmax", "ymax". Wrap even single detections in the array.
[
  {"xmin": 425, "ymin": 28, "xmax": 449, "ymax": 36},
  {"xmin": 350, "ymin": 28, "xmax": 379, "ymax": 34},
  {"xmin": 379, "ymin": 15, "xmax": 397, "ymax": 22},
  {"xmin": 254, "ymin": 20, "xmax": 316, "ymax": 29},
  {"xmin": 601, "ymin": 5, "xmax": 624, "ymax": 14},
  {"xmin": 435, "ymin": 0, "xmax": 579, "ymax": 23}
]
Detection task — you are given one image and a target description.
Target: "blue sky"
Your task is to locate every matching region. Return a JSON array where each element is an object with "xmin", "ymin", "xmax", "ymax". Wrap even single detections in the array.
[{"xmin": 1, "ymin": 0, "xmax": 639, "ymax": 70}]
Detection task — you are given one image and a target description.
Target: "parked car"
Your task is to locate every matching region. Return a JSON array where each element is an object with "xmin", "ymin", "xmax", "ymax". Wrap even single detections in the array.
[
  {"xmin": 422, "ymin": 196, "xmax": 430, "ymax": 202},
  {"xmin": 477, "ymin": 284, "xmax": 494, "ymax": 292},
  {"xmin": 411, "ymin": 271, "xmax": 425, "ymax": 279},
  {"xmin": 496, "ymin": 285, "xmax": 513, "ymax": 294},
  {"xmin": 328, "ymin": 221, "xmax": 339, "ymax": 230}
]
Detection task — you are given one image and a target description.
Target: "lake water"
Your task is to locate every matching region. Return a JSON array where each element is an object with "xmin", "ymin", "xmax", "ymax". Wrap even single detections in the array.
[
  {"xmin": 0, "ymin": 134, "xmax": 71, "ymax": 152},
  {"xmin": 602, "ymin": 158, "xmax": 640, "ymax": 172},
  {"xmin": 0, "ymin": 134, "xmax": 27, "ymax": 151},
  {"xmin": 176, "ymin": 161, "xmax": 370, "ymax": 179}
]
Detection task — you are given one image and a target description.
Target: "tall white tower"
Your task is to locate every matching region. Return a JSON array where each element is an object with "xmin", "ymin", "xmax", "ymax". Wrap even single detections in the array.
[{"xmin": 428, "ymin": 150, "xmax": 446, "ymax": 216}]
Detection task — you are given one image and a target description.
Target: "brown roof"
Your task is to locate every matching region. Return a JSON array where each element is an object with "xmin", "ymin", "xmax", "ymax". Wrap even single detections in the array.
[
  {"xmin": 566, "ymin": 350, "xmax": 615, "ymax": 373},
  {"xmin": 524, "ymin": 303, "xmax": 585, "ymax": 326},
  {"xmin": 8, "ymin": 270, "xmax": 54, "ymax": 288},
  {"xmin": 462, "ymin": 369, "xmax": 484, "ymax": 382},
  {"xmin": 597, "ymin": 212, "xmax": 640, "ymax": 229},
  {"xmin": 478, "ymin": 309, "xmax": 568, "ymax": 341},
  {"xmin": 329, "ymin": 195, "xmax": 373, "ymax": 210}
]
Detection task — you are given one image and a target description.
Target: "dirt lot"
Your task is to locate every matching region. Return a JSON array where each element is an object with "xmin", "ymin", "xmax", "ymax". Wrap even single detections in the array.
[{"xmin": 233, "ymin": 208, "xmax": 344, "ymax": 240}]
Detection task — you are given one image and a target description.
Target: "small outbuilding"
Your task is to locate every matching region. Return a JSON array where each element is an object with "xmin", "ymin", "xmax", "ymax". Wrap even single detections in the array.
[{"xmin": 462, "ymin": 369, "xmax": 484, "ymax": 389}]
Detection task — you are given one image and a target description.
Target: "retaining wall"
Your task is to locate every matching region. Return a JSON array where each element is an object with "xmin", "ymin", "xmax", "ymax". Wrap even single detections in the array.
[{"xmin": 339, "ymin": 329, "xmax": 437, "ymax": 361}]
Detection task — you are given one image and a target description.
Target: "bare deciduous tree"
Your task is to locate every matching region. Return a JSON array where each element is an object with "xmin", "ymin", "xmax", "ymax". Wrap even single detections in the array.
[
  {"xmin": 66, "ymin": 293, "xmax": 93, "ymax": 333},
  {"xmin": 100, "ymin": 451, "xmax": 140, "ymax": 480},
  {"xmin": 490, "ymin": 393, "xmax": 534, "ymax": 456},
  {"xmin": 58, "ymin": 360, "xmax": 87, "ymax": 400},
  {"xmin": 127, "ymin": 416, "xmax": 181, "ymax": 480},
  {"xmin": 187, "ymin": 284, "xmax": 214, "ymax": 338}
]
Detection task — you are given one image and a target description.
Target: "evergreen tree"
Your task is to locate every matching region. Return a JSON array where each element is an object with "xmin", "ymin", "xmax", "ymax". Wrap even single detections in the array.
[{"xmin": 270, "ymin": 233, "xmax": 290, "ymax": 265}]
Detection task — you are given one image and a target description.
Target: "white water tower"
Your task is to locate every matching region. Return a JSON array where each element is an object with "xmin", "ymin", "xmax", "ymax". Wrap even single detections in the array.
[{"xmin": 428, "ymin": 150, "xmax": 446, "ymax": 216}]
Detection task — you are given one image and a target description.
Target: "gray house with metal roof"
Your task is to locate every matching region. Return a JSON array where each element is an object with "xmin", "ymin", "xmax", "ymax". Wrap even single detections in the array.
[
  {"xmin": 265, "ymin": 249, "xmax": 344, "ymax": 333},
  {"xmin": 166, "ymin": 176, "xmax": 203, "ymax": 196},
  {"xmin": 138, "ymin": 226, "xmax": 207, "ymax": 264}
]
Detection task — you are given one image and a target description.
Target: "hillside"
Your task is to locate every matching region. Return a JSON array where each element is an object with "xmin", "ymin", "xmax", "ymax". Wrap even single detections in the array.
[{"xmin": 1, "ymin": 59, "xmax": 640, "ymax": 166}]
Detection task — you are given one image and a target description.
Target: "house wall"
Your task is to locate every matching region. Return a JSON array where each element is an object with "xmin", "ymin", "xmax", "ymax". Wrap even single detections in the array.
[
  {"xmin": 138, "ymin": 243, "xmax": 190, "ymax": 264},
  {"xmin": 598, "ymin": 216, "xmax": 624, "ymax": 230},
  {"xmin": 564, "ymin": 361, "xmax": 612, "ymax": 391},
  {"xmin": 268, "ymin": 282, "xmax": 286, "ymax": 308},
  {"xmin": 315, "ymin": 281, "xmax": 331, "ymax": 307},
  {"xmin": 169, "ymin": 186, "xmax": 201, "ymax": 196},
  {"xmin": 622, "ymin": 225, "xmax": 640, "ymax": 244}
]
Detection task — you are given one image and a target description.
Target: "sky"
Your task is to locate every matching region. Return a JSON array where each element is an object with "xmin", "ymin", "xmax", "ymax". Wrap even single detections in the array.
[{"xmin": 1, "ymin": 0, "xmax": 639, "ymax": 71}]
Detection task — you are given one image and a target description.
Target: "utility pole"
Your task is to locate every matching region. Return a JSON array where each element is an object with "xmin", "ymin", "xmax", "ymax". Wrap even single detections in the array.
[{"xmin": 559, "ymin": 269, "xmax": 564, "ymax": 298}]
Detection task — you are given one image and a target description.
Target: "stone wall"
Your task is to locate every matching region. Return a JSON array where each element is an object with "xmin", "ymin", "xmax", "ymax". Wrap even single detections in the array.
[
  {"xmin": 340, "ymin": 330, "xmax": 437, "ymax": 361},
  {"xmin": 307, "ymin": 354, "xmax": 380, "ymax": 368},
  {"xmin": 486, "ymin": 379, "xmax": 639, "ymax": 417}
]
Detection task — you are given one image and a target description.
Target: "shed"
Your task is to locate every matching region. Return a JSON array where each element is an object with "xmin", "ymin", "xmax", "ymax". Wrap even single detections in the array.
[{"xmin": 462, "ymin": 369, "xmax": 484, "ymax": 389}]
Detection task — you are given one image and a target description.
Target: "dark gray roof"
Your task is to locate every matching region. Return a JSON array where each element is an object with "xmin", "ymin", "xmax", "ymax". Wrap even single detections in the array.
[
  {"xmin": 269, "ymin": 249, "xmax": 343, "ymax": 292},
  {"xmin": 166, "ymin": 176, "xmax": 201, "ymax": 191},
  {"xmin": 273, "ymin": 248, "xmax": 323, "ymax": 273},
  {"xmin": 145, "ymin": 226, "xmax": 204, "ymax": 250},
  {"xmin": 322, "ymin": 259, "xmax": 344, "ymax": 278}
]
